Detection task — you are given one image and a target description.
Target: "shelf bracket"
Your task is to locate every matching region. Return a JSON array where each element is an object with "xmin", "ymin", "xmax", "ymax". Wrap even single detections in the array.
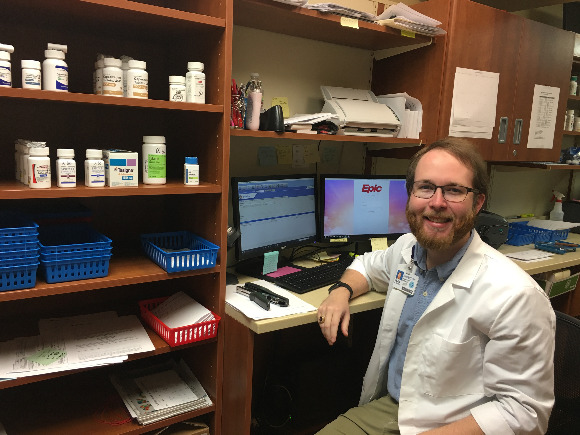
[{"xmin": 373, "ymin": 39, "xmax": 432, "ymax": 60}]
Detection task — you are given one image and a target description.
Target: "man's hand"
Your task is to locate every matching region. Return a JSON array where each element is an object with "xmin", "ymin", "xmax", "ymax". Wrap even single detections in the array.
[
  {"xmin": 318, "ymin": 287, "xmax": 351, "ymax": 345},
  {"xmin": 317, "ymin": 269, "xmax": 369, "ymax": 345}
]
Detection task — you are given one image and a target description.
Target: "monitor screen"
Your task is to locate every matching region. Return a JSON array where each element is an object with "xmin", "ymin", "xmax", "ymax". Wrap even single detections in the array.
[
  {"xmin": 320, "ymin": 174, "xmax": 410, "ymax": 242},
  {"xmin": 231, "ymin": 175, "xmax": 318, "ymax": 261}
]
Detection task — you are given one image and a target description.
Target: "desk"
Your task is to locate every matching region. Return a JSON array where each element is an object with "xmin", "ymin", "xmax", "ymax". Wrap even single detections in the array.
[{"xmin": 222, "ymin": 234, "xmax": 580, "ymax": 434}]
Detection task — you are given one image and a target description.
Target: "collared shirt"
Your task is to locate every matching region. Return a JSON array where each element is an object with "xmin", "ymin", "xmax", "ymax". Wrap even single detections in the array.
[{"xmin": 387, "ymin": 231, "xmax": 475, "ymax": 402}]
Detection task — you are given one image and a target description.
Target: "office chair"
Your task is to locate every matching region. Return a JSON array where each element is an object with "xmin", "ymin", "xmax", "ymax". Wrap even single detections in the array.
[{"xmin": 545, "ymin": 311, "xmax": 580, "ymax": 434}]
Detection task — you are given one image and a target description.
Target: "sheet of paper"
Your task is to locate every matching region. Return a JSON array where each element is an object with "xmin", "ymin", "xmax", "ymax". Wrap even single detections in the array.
[
  {"xmin": 258, "ymin": 146, "xmax": 278, "ymax": 166},
  {"xmin": 135, "ymin": 370, "xmax": 198, "ymax": 410},
  {"xmin": 276, "ymin": 144, "xmax": 293, "ymax": 165},
  {"xmin": 226, "ymin": 282, "xmax": 316, "ymax": 321},
  {"xmin": 449, "ymin": 68, "xmax": 499, "ymax": 139},
  {"xmin": 526, "ymin": 84, "xmax": 559, "ymax": 149},
  {"xmin": 505, "ymin": 250, "xmax": 553, "ymax": 262}
]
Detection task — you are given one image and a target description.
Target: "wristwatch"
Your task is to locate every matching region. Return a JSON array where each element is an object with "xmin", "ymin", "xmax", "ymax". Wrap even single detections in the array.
[{"xmin": 328, "ymin": 281, "xmax": 353, "ymax": 300}]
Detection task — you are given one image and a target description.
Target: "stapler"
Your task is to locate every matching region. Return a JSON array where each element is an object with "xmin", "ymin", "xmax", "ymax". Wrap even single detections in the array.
[{"xmin": 236, "ymin": 281, "xmax": 289, "ymax": 310}]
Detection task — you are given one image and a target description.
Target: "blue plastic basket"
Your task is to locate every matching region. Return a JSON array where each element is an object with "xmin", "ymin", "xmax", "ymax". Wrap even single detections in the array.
[
  {"xmin": 141, "ymin": 231, "xmax": 219, "ymax": 273},
  {"xmin": 40, "ymin": 254, "xmax": 112, "ymax": 283},
  {"xmin": 0, "ymin": 249, "xmax": 40, "ymax": 267},
  {"xmin": 0, "ymin": 218, "xmax": 38, "ymax": 239},
  {"xmin": 0, "ymin": 262, "xmax": 39, "ymax": 291},
  {"xmin": 38, "ymin": 225, "xmax": 112, "ymax": 256},
  {"xmin": 0, "ymin": 238, "xmax": 39, "ymax": 252},
  {"xmin": 506, "ymin": 221, "xmax": 570, "ymax": 246},
  {"xmin": 40, "ymin": 247, "xmax": 112, "ymax": 262}
]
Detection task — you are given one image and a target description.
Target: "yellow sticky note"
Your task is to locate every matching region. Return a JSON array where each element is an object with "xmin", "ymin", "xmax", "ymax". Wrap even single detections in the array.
[
  {"xmin": 340, "ymin": 17, "xmax": 359, "ymax": 29},
  {"xmin": 304, "ymin": 143, "xmax": 320, "ymax": 164},
  {"xmin": 271, "ymin": 97, "xmax": 290, "ymax": 118},
  {"xmin": 401, "ymin": 30, "xmax": 416, "ymax": 38},
  {"xmin": 371, "ymin": 238, "xmax": 389, "ymax": 251},
  {"xmin": 293, "ymin": 144, "xmax": 307, "ymax": 168},
  {"xmin": 320, "ymin": 144, "xmax": 340, "ymax": 164},
  {"xmin": 277, "ymin": 144, "xmax": 292, "ymax": 165}
]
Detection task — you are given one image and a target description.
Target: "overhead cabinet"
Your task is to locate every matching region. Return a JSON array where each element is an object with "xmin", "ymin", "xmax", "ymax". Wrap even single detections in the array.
[{"xmin": 372, "ymin": 0, "xmax": 574, "ymax": 162}]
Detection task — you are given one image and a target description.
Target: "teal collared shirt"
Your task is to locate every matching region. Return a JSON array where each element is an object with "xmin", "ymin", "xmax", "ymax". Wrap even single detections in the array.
[{"xmin": 387, "ymin": 231, "xmax": 475, "ymax": 402}]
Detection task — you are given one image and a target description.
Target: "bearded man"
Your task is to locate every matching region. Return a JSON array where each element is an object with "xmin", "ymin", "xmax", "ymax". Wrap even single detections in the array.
[{"xmin": 316, "ymin": 138, "xmax": 555, "ymax": 435}]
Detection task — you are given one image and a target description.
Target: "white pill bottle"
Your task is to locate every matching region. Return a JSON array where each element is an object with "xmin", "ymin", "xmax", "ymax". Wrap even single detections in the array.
[
  {"xmin": 28, "ymin": 147, "xmax": 51, "ymax": 188},
  {"xmin": 43, "ymin": 43, "xmax": 68, "ymax": 92},
  {"xmin": 0, "ymin": 43, "xmax": 14, "ymax": 88},
  {"xmin": 56, "ymin": 148, "xmax": 76, "ymax": 187},
  {"xmin": 186, "ymin": 62, "xmax": 205, "ymax": 104},
  {"xmin": 142, "ymin": 136, "xmax": 167, "ymax": 184},
  {"xmin": 126, "ymin": 59, "xmax": 148, "ymax": 99},
  {"xmin": 85, "ymin": 149, "xmax": 105, "ymax": 187},
  {"xmin": 21, "ymin": 60, "xmax": 41, "ymax": 89}
]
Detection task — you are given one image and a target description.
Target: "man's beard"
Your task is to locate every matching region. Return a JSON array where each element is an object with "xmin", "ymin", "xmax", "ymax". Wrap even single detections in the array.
[{"xmin": 406, "ymin": 204, "xmax": 477, "ymax": 251}]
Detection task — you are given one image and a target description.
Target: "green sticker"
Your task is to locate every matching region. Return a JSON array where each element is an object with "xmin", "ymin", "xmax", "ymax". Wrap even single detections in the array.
[
  {"xmin": 26, "ymin": 348, "xmax": 67, "ymax": 365},
  {"xmin": 147, "ymin": 154, "xmax": 166, "ymax": 178}
]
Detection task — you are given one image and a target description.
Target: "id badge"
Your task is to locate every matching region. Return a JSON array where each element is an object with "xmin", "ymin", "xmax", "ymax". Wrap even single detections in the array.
[{"xmin": 393, "ymin": 264, "xmax": 418, "ymax": 296}]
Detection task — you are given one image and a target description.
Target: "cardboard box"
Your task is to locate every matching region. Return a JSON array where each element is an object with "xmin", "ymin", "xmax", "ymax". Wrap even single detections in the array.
[
  {"xmin": 103, "ymin": 149, "xmax": 138, "ymax": 187},
  {"xmin": 535, "ymin": 272, "xmax": 580, "ymax": 298}
]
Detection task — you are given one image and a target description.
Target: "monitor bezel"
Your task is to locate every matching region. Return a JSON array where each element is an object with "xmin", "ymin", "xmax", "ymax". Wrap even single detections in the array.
[
  {"xmin": 318, "ymin": 174, "xmax": 410, "ymax": 243},
  {"xmin": 231, "ymin": 174, "xmax": 319, "ymax": 261}
]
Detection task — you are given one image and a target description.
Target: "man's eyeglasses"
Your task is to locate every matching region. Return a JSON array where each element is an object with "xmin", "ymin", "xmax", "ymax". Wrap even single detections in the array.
[{"xmin": 412, "ymin": 182, "xmax": 479, "ymax": 203}]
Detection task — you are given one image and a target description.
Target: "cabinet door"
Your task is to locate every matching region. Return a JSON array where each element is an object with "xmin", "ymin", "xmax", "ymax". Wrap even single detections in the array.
[
  {"xmin": 438, "ymin": 0, "xmax": 522, "ymax": 161},
  {"xmin": 508, "ymin": 19, "xmax": 574, "ymax": 162}
]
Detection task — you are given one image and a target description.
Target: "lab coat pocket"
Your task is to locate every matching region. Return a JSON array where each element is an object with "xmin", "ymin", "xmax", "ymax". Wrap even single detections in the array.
[{"xmin": 420, "ymin": 334, "xmax": 484, "ymax": 397}]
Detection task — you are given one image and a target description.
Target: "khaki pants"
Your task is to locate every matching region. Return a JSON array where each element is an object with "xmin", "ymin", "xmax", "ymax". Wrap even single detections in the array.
[{"xmin": 316, "ymin": 395, "xmax": 400, "ymax": 435}]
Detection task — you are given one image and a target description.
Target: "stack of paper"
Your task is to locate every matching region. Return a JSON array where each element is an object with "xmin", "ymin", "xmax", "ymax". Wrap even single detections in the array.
[
  {"xmin": 0, "ymin": 312, "xmax": 155, "ymax": 380},
  {"xmin": 304, "ymin": 3, "xmax": 377, "ymax": 22},
  {"xmin": 110, "ymin": 359, "xmax": 212, "ymax": 425},
  {"xmin": 376, "ymin": 3, "xmax": 446, "ymax": 36},
  {"xmin": 272, "ymin": 0, "xmax": 308, "ymax": 5},
  {"xmin": 376, "ymin": 93, "xmax": 422, "ymax": 139},
  {"xmin": 151, "ymin": 292, "xmax": 214, "ymax": 329}
]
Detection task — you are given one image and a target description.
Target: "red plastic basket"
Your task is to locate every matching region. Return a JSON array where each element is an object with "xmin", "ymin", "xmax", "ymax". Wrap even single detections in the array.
[{"xmin": 139, "ymin": 297, "xmax": 220, "ymax": 347}]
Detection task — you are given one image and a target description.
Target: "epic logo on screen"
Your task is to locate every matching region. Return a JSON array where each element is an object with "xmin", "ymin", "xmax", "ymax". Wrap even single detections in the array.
[{"xmin": 362, "ymin": 184, "xmax": 382, "ymax": 193}]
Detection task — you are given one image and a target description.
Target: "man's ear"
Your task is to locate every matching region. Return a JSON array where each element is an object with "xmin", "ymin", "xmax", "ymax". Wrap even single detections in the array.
[{"xmin": 474, "ymin": 193, "xmax": 486, "ymax": 214}]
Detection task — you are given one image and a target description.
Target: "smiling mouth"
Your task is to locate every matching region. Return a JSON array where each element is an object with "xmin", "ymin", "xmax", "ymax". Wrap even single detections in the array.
[{"xmin": 424, "ymin": 215, "xmax": 453, "ymax": 224}]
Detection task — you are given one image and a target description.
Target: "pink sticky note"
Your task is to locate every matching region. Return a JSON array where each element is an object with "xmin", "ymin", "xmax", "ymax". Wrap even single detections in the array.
[{"xmin": 266, "ymin": 266, "xmax": 302, "ymax": 278}]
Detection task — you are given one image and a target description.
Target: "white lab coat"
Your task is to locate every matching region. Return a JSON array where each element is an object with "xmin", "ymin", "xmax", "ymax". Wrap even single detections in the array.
[{"xmin": 349, "ymin": 232, "xmax": 555, "ymax": 435}]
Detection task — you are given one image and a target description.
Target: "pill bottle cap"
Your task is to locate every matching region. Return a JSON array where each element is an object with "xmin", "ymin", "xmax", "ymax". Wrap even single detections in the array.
[
  {"xmin": 187, "ymin": 62, "xmax": 204, "ymax": 71},
  {"xmin": 103, "ymin": 57, "xmax": 122, "ymax": 68},
  {"xmin": 86, "ymin": 149, "xmax": 102, "ymax": 159},
  {"xmin": 0, "ymin": 43, "xmax": 14, "ymax": 60},
  {"xmin": 57, "ymin": 148, "xmax": 75, "ymax": 158},
  {"xmin": 128, "ymin": 59, "xmax": 146, "ymax": 69},
  {"xmin": 45, "ymin": 49, "xmax": 65, "ymax": 60},
  {"xmin": 29, "ymin": 147, "xmax": 50, "ymax": 156},
  {"xmin": 169, "ymin": 75, "xmax": 186, "ymax": 84},
  {"xmin": 572, "ymin": 76, "xmax": 578, "ymax": 81},
  {"xmin": 21, "ymin": 60, "xmax": 41, "ymax": 69},
  {"xmin": 143, "ymin": 136, "xmax": 166, "ymax": 144},
  {"xmin": 185, "ymin": 157, "xmax": 198, "ymax": 164}
]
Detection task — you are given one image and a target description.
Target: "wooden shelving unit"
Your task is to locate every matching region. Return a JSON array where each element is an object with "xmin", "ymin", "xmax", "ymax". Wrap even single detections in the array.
[{"xmin": 0, "ymin": 0, "xmax": 231, "ymax": 433}]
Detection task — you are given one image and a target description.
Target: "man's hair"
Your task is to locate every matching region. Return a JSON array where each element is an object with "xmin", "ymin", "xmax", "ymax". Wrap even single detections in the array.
[{"xmin": 405, "ymin": 137, "xmax": 489, "ymax": 199}]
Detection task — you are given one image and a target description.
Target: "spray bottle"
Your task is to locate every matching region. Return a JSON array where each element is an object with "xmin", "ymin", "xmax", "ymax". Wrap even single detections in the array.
[{"xmin": 550, "ymin": 191, "xmax": 565, "ymax": 221}]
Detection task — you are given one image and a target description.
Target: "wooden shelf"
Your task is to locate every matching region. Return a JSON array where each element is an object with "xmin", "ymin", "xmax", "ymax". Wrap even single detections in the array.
[
  {"xmin": 230, "ymin": 128, "xmax": 422, "ymax": 144},
  {"xmin": 0, "ymin": 256, "xmax": 220, "ymax": 303},
  {"xmin": 0, "ymin": 88, "xmax": 223, "ymax": 113},
  {"xmin": 490, "ymin": 161, "xmax": 580, "ymax": 170},
  {"xmin": 0, "ymin": 181, "xmax": 221, "ymax": 200},
  {"xmin": 233, "ymin": 0, "xmax": 432, "ymax": 50}
]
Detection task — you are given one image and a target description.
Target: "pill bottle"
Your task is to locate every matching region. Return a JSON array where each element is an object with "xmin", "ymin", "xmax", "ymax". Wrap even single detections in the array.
[
  {"xmin": 0, "ymin": 43, "xmax": 14, "ymax": 88},
  {"xmin": 102, "ymin": 57, "xmax": 123, "ymax": 97},
  {"xmin": 120, "ymin": 55, "xmax": 132, "ymax": 97},
  {"xmin": 184, "ymin": 157, "xmax": 199, "ymax": 185},
  {"xmin": 571, "ymin": 76, "xmax": 578, "ymax": 96},
  {"xmin": 142, "ymin": 136, "xmax": 167, "ymax": 184},
  {"xmin": 28, "ymin": 146, "xmax": 51, "ymax": 188},
  {"xmin": 94, "ymin": 57, "xmax": 104, "ymax": 95},
  {"xmin": 56, "ymin": 148, "xmax": 76, "ymax": 187},
  {"xmin": 169, "ymin": 76, "xmax": 186, "ymax": 102},
  {"xmin": 186, "ymin": 62, "xmax": 205, "ymax": 104},
  {"xmin": 575, "ymin": 118, "xmax": 580, "ymax": 132},
  {"xmin": 21, "ymin": 60, "xmax": 41, "ymax": 89},
  {"xmin": 43, "ymin": 43, "xmax": 68, "ymax": 92},
  {"xmin": 126, "ymin": 59, "xmax": 148, "ymax": 99},
  {"xmin": 85, "ymin": 149, "xmax": 105, "ymax": 187},
  {"xmin": 566, "ymin": 109, "xmax": 575, "ymax": 131},
  {"xmin": 20, "ymin": 144, "xmax": 31, "ymax": 184}
]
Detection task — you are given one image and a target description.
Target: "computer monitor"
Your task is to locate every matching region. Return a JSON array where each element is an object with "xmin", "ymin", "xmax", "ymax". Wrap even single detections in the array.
[
  {"xmin": 231, "ymin": 175, "xmax": 318, "ymax": 262},
  {"xmin": 320, "ymin": 174, "xmax": 410, "ymax": 242}
]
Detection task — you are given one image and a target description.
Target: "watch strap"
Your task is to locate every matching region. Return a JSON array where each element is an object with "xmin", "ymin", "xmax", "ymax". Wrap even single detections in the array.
[{"xmin": 329, "ymin": 281, "xmax": 353, "ymax": 300}]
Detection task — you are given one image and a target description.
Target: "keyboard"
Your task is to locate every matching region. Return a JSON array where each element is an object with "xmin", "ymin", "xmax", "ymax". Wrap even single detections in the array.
[{"xmin": 265, "ymin": 257, "xmax": 353, "ymax": 294}]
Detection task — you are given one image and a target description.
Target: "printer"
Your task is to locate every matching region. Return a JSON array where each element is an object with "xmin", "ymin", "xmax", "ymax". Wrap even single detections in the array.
[{"xmin": 320, "ymin": 86, "xmax": 401, "ymax": 137}]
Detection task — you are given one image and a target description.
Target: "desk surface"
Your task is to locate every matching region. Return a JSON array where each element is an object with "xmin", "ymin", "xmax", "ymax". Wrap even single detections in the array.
[{"xmin": 226, "ymin": 232, "xmax": 580, "ymax": 334}]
